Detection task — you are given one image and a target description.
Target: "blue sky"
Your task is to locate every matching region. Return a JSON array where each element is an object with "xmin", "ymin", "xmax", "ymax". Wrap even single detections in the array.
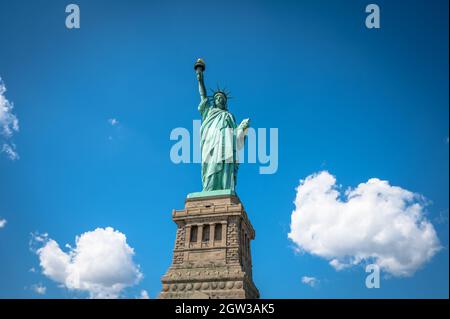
[{"xmin": 0, "ymin": 0, "xmax": 448, "ymax": 298}]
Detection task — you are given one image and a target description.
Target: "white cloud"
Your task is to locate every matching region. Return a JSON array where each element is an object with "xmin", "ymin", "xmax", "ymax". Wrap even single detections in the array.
[
  {"xmin": 301, "ymin": 276, "xmax": 319, "ymax": 287},
  {"xmin": 0, "ymin": 78, "xmax": 19, "ymax": 160},
  {"xmin": 2, "ymin": 143, "xmax": 19, "ymax": 160},
  {"xmin": 0, "ymin": 79, "xmax": 19, "ymax": 136},
  {"xmin": 31, "ymin": 232, "xmax": 48, "ymax": 243},
  {"xmin": 34, "ymin": 227, "xmax": 143, "ymax": 298},
  {"xmin": 434, "ymin": 209, "xmax": 449, "ymax": 225},
  {"xmin": 31, "ymin": 284, "xmax": 47, "ymax": 295},
  {"xmin": 0, "ymin": 218, "xmax": 6, "ymax": 228},
  {"xmin": 288, "ymin": 171, "xmax": 441, "ymax": 277},
  {"xmin": 108, "ymin": 118, "xmax": 119, "ymax": 126},
  {"xmin": 139, "ymin": 290, "xmax": 149, "ymax": 299}
]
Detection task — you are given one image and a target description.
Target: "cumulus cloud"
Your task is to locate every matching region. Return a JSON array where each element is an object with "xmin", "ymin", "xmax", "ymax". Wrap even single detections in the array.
[
  {"xmin": 0, "ymin": 218, "xmax": 6, "ymax": 228},
  {"xmin": 301, "ymin": 276, "xmax": 319, "ymax": 287},
  {"xmin": 434, "ymin": 209, "xmax": 449, "ymax": 225},
  {"xmin": 2, "ymin": 143, "xmax": 19, "ymax": 160},
  {"xmin": 0, "ymin": 79, "xmax": 18, "ymax": 136},
  {"xmin": 0, "ymin": 78, "xmax": 19, "ymax": 160},
  {"xmin": 33, "ymin": 227, "xmax": 143, "ymax": 298},
  {"xmin": 108, "ymin": 118, "xmax": 119, "ymax": 126},
  {"xmin": 288, "ymin": 171, "xmax": 441, "ymax": 277},
  {"xmin": 139, "ymin": 290, "xmax": 149, "ymax": 299},
  {"xmin": 31, "ymin": 284, "xmax": 47, "ymax": 295}
]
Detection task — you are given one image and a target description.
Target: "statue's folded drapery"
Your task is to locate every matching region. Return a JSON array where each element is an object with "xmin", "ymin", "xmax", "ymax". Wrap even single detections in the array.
[{"xmin": 199, "ymin": 98, "xmax": 245, "ymax": 191}]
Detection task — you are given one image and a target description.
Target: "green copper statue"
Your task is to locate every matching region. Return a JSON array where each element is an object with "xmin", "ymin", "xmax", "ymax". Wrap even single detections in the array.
[{"xmin": 194, "ymin": 58, "xmax": 250, "ymax": 192}]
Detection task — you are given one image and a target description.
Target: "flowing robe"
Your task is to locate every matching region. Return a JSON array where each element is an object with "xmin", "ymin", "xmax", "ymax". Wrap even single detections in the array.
[{"xmin": 199, "ymin": 98, "xmax": 245, "ymax": 191}]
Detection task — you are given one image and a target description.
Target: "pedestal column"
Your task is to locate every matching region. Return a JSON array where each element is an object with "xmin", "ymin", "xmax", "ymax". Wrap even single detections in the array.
[{"xmin": 159, "ymin": 193, "xmax": 259, "ymax": 299}]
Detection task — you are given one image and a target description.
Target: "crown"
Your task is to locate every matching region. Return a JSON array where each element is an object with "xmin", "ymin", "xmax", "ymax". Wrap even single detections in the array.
[{"xmin": 210, "ymin": 85, "xmax": 232, "ymax": 101}]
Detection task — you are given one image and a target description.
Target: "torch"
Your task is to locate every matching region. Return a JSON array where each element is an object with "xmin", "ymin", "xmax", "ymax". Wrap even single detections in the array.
[
  {"xmin": 194, "ymin": 58, "xmax": 206, "ymax": 79},
  {"xmin": 194, "ymin": 58, "xmax": 206, "ymax": 73},
  {"xmin": 194, "ymin": 58, "xmax": 207, "ymax": 98}
]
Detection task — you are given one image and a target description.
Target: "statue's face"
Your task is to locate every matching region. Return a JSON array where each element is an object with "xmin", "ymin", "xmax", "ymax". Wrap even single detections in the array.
[{"xmin": 214, "ymin": 93, "xmax": 227, "ymax": 110}]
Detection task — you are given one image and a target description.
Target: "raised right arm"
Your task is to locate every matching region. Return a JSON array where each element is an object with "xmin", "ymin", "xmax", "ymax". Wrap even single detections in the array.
[
  {"xmin": 197, "ymin": 70, "xmax": 210, "ymax": 118},
  {"xmin": 197, "ymin": 70, "xmax": 207, "ymax": 100}
]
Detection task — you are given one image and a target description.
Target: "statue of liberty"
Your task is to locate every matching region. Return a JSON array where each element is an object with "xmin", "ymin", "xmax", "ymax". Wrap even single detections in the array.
[{"xmin": 194, "ymin": 59, "xmax": 250, "ymax": 192}]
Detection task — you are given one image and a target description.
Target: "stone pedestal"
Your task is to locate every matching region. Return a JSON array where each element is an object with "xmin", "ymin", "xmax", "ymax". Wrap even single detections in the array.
[{"xmin": 159, "ymin": 193, "xmax": 259, "ymax": 299}]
